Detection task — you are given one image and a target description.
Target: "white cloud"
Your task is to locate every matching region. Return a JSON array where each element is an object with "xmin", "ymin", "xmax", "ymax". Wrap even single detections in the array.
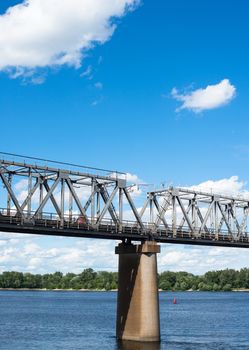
[
  {"xmin": 0, "ymin": 0, "xmax": 138, "ymax": 78},
  {"xmin": 171, "ymin": 79, "xmax": 236, "ymax": 113},
  {"xmin": 1, "ymin": 232, "xmax": 249, "ymax": 275},
  {"xmin": 0, "ymin": 235, "xmax": 117, "ymax": 273},
  {"xmin": 158, "ymin": 245, "xmax": 249, "ymax": 274},
  {"xmin": 189, "ymin": 175, "xmax": 249, "ymax": 198},
  {"xmin": 126, "ymin": 173, "xmax": 142, "ymax": 183}
]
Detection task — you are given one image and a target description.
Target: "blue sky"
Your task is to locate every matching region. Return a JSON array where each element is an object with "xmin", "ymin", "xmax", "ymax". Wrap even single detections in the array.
[{"xmin": 0, "ymin": 0, "xmax": 249, "ymax": 274}]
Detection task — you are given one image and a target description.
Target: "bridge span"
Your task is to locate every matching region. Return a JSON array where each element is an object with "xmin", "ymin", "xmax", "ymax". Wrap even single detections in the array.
[
  {"xmin": 1, "ymin": 153, "xmax": 249, "ymax": 342},
  {"xmin": 0, "ymin": 155, "xmax": 248, "ymax": 248}
]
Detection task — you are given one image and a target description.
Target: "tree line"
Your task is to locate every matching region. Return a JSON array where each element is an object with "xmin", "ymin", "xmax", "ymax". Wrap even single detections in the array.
[{"xmin": 1, "ymin": 268, "xmax": 249, "ymax": 291}]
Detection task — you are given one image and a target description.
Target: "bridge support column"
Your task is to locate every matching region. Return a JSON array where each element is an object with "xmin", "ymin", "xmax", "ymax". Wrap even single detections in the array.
[{"xmin": 115, "ymin": 241, "xmax": 161, "ymax": 342}]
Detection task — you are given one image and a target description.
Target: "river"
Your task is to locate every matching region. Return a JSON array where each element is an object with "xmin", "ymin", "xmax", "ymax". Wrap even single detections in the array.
[{"xmin": 0, "ymin": 291, "xmax": 249, "ymax": 349}]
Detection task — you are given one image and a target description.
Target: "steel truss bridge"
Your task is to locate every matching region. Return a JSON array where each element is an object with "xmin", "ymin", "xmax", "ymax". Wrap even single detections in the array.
[{"xmin": 0, "ymin": 154, "xmax": 249, "ymax": 248}]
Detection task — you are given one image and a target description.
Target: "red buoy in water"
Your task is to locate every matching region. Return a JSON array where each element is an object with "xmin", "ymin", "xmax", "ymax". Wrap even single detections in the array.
[{"xmin": 173, "ymin": 297, "xmax": 177, "ymax": 304}]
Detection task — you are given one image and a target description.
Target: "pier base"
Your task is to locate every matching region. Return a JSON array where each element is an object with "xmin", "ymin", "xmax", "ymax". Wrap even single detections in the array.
[{"xmin": 115, "ymin": 241, "xmax": 161, "ymax": 342}]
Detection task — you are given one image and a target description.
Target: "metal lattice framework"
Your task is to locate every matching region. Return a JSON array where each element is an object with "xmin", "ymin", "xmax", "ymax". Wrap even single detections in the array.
[
  {"xmin": 142, "ymin": 187, "xmax": 249, "ymax": 241},
  {"xmin": 0, "ymin": 156, "xmax": 249, "ymax": 247},
  {"xmin": 0, "ymin": 158, "xmax": 143, "ymax": 227}
]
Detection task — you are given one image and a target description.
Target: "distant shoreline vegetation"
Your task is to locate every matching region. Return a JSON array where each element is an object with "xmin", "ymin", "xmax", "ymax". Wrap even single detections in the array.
[{"xmin": 1, "ymin": 268, "xmax": 249, "ymax": 292}]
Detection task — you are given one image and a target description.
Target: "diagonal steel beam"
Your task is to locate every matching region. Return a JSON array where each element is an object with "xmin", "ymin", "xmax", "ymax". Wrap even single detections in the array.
[
  {"xmin": 65, "ymin": 178, "xmax": 89, "ymax": 223},
  {"xmin": 178, "ymin": 201, "xmax": 192, "ymax": 230},
  {"xmin": 83, "ymin": 187, "xmax": 97, "ymax": 212},
  {"xmin": 34, "ymin": 177, "xmax": 61, "ymax": 218},
  {"xmin": 217, "ymin": 205, "xmax": 227, "ymax": 233},
  {"xmin": 229, "ymin": 204, "xmax": 241, "ymax": 232},
  {"xmin": 0, "ymin": 173, "xmax": 23, "ymax": 217},
  {"xmin": 217, "ymin": 202, "xmax": 232, "ymax": 235},
  {"xmin": 96, "ymin": 186, "xmax": 119, "ymax": 224},
  {"xmin": 99, "ymin": 185, "xmax": 119, "ymax": 224},
  {"xmin": 153, "ymin": 196, "xmax": 170, "ymax": 230},
  {"xmin": 0, "ymin": 164, "xmax": 10, "ymax": 175},
  {"xmin": 199, "ymin": 200, "xmax": 214, "ymax": 234},
  {"xmin": 43, "ymin": 180, "xmax": 61, "ymax": 218},
  {"xmin": 176, "ymin": 196, "xmax": 194, "ymax": 232},
  {"xmin": 20, "ymin": 178, "xmax": 40, "ymax": 211},
  {"xmin": 218, "ymin": 217, "xmax": 224, "ymax": 233},
  {"xmin": 196, "ymin": 207, "xmax": 209, "ymax": 233},
  {"xmin": 139, "ymin": 197, "xmax": 150, "ymax": 219},
  {"xmin": 123, "ymin": 188, "xmax": 144, "ymax": 230}
]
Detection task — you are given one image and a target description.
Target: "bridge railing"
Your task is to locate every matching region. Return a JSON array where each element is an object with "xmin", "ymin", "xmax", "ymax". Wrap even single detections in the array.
[{"xmin": 1, "ymin": 206, "xmax": 248, "ymax": 243}]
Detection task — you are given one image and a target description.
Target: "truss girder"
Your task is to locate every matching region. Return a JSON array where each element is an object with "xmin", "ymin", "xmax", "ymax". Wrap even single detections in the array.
[
  {"xmin": 0, "ymin": 159, "xmax": 144, "ymax": 231},
  {"xmin": 1, "ymin": 158, "xmax": 249, "ymax": 245},
  {"xmin": 147, "ymin": 188, "xmax": 249, "ymax": 241}
]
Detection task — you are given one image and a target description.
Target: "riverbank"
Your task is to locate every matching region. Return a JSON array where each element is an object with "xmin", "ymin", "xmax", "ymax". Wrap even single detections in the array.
[
  {"xmin": 0, "ymin": 288, "xmax": 117, "ymax": 292},
  {"xmin": 2, "ymin": 268, "xmax": 249, "ymax": 292},
  {"xmin": 1, "ymin": 288, "xmax": 249, "ymax": 292}
]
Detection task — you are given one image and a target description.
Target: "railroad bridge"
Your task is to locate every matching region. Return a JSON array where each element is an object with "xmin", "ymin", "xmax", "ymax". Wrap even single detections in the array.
[{"xmin": 1, "ymin": 152, "xmax": 249, "ymax": 342}]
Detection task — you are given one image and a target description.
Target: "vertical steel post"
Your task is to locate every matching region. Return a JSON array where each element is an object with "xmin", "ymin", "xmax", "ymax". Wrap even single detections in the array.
[
  {"xmin": 69, "ymin": 187, "xmax": 73, "ymax": 222},
  {"xmin": 91, "ymin": 179, "xmax": 95, "ymax": 224},
  {"xmin": 27, "ymin": 170, "xmax": 32, "ymax": 217},
  {"xmin": 39, "ymin": 178, "xmax": 43, "ymax": 219},
  {"xmin": 214, "ymin": 198, "xmax": 218, "ymax": 239},
  {"xmin": 61, "ymin": 178, "xmax": 65, "ymax": 227},
  {"xmin": 192, "ymin": 198, "xmax": 196, "ymax": 233},
  {"xmin": 7, "ymin": 173, "xmax": 12, "ymax": 216},
  {"xmin": 119, "ymin": 188, "xmax": 123, "ymax": 232},
  {"xmin": 150, "ymin": 194, "xmax": 154, "ymax": 224},
  {"xmin": 172, "ymin": 195, "xmax": 176, "ymax": 237},
  {"xmin": 96, "ymin": 189, "xmax": 100, "ymax": 219}
]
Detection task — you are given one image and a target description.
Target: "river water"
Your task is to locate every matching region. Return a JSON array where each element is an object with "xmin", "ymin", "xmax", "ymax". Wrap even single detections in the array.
[{"xmin": 0, "ymin": 291, "xmax": 249, "ymax": 350}]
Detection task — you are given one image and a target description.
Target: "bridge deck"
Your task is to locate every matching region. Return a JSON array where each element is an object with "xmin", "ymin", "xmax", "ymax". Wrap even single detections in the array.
[{"xmin": 1, "ymin": 214, "xmax": 249, "ymax": 248}]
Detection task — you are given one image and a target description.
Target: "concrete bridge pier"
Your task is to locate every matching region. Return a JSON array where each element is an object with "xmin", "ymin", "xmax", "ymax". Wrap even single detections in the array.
[{"xmin": 115, "ymin": 241, "xmax": 161, "ymax": 342}]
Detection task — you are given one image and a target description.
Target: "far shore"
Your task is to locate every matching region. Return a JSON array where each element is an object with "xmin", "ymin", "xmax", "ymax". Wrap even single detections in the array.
[
  {"xmin": 1, "ymin": 288, "xmax": 249, "ymax": 292},
  {"xmin": 0, "ymin": 288, "xmax": 117, "ymax": 292}
]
